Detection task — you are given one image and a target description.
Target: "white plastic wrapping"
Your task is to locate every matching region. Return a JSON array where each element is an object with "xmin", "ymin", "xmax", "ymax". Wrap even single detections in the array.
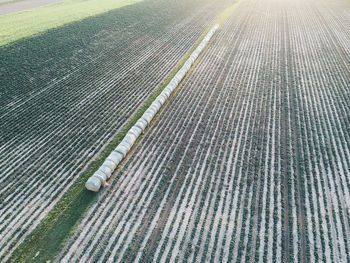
[
  {"xmin": 135, "ymin": 119, "xmax": 148, "ymax": 130},
  {"xmin": 86, "ymin": 24, "xmax": 219, "ymax": 192},
  {"xmin": 130, "ymin": 126, "xmax": 142, "ymax": 135}
]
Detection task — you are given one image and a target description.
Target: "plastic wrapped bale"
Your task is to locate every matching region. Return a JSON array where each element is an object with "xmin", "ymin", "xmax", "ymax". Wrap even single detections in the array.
[
  {"xmin": 129, "ymin": 126, "xmax": 142, "ymax": 138},
  {"xmin": 143, "ymin": 112, "xmax": 154, "ymax": 123},
  {"xmin": 153, "ymin": 100, "xmax": 163, "ymax": 110},
  {"xmin": 146, "ymin": 107, "xmax": 156, "ymax": 116},
  {"xmin": 124, "ymin": 133, "xmax": 137, "ymax": 146},
  {"xmin": 108, "ymin": 151, "xmax": 124, "ymax": 164},
  {"xmin": 159, "ymin": 93, "xmax": 169, "ymax": 101},
  {"xmin": 163, "ymin": 90, "xmax": 171, "ymax": 98},
  {"xmin": 85, "ymin": 176, "xmax": 102, "ymax": 192},
  {"xmin": 135, "ymin": 119, "xmax": 147, "ymax": 130},
  {"xmin": 115, "ymin": 144, "xmax": 129, "ymax": 157},
  {"xmin": 120, "ymin": 141, "xmax": 132, "ymax": 152},
  {"xmin": 149, "ymin": 104, "xmax": 160, "ymax": 113},
  {"xmin": 104, "ymin": 159, "xmax": 117, "ymax": 171},
  {"xmin": 140, "ymin": 117, "xmax": 150, "ymax": 127},
  {"xmin": 157, "ymin": 94, "xmax": 167, "ymax": 104},
  {"xmin": 103, "ymin": 161, "xmax": 116, "ymax": 171},
  {"xmin": 164, "ymin": 86, "xmax": 173, "ymax": 92},
  {"xmin": 94, "ymin": 170, "xmax": 108, "ymax": 182},
  {"xmin": 170, "ymin": 78, "xmax": 179, "ymax": 87},
  {"xmin": 188, "ymin": 57, "xmax": 195, "ymax": 64},
  {"xmin": 99, "ymin": 165, "xmax": 113, "ymax": 176}
]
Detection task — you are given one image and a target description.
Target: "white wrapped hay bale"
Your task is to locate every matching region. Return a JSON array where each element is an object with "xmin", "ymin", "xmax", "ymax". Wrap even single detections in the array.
[
  {"xmin": 108, "ymin": 151, "xmax": 124, "ymax": 163},
  {"xmin": 86, "ymin": 24, "xmax": 219, "ymax": 192},
  {"xmin": 135, "ymin": 119, "xmax": 147, "ymax": 130},
  {"xmin": 99, "ymin": 165, "xmax": 113, "ymax": 175},
  {"xmin": 154, "ymin": 100, "xmax": 163, "ymax": 110},
  {"xmin": 129, "ymin": 126, "xmax": 143, "ymax": 138},
  {"xmin": 94, "ymin": 170, "xmax": 108, "ymax": 182},
  {"xmin": 104, "ymin": 160, "xmax": 117, "ymax": 171},
  {"xmin": 157, "ymin": 94, "xmax": 167, "ymax": 104},
  {"xmin": 124, "ymin": 133, "xmax": 137, "ymax": 145},
  {"xmin": 143, "ymin": 112, "xmax": 154, "ymax": 122},
  {"xmin": 150, "ymin": 103, "xmax": 160, "ymax": 112},
  {"xmin": 85, "ymin": 176, "xmax": 102, "ymax": 192},
  {"xmin": 116, "ymin": 142, "xmax": 132, "ymax": 155}
]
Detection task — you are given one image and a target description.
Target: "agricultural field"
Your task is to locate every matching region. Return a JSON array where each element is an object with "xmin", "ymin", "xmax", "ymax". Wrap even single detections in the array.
[
  {"xmin": 1, "ymin": 0, "xmax": 350, "ymax": 260},
  {"xmin": 0, "ymin": 0, "xmax": 234, "ymax": 260},
  {"xmin": 58, "ymin": 0, "xmax": 350, "ymax": 261}
]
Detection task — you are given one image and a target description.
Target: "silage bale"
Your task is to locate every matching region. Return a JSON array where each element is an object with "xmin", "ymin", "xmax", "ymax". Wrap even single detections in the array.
[
  {"xmin": 129, "ymin": 126, "xmax": 142, "ymax": 138},
  {"xmin": 115, "ymin": 144, "xmax": 129, "ymax": 157},
  {"xmin": 153, "ymin": 100, "xmax": 163, "ymax": 110},
  {"xmin": 159, "ymin": 93, "xmax": 169, "ymax": 100},
  {"xmin": 146, "ymin": 107, "xmax": 156, "ymax": 116},
  {"xmin": 85, "ymin": 176, "xmax": 102, "ymax": 192},
  {"xmin": 135, "ymin": 119, "xmax": 147, "ymax": 130},
  {"xmin": 124, "ymin": 133, "xmax": 137, "ymax": 145},
  {"xmin": 143, "ymin": 112, "xmax": 154, "ymax": 122},
  {"xmin": 163, "ymin": 90, "xmax": 171, "ymax": 97},
  {"xmin": 163, "ymin": 87, "xmax": 173, "ymax": 94},
  {"xmin": 94, "ymin": 170, "xmax": 108, "ymax": 181},
  {"xmin": 100, "ymin": 165, "xmax": 112, "ymax": 176},
  {"xmin": 157, "ymin": 94, "xmax": 167, "ymax": 104},
  {"xmin": 104, "ymin": 159, "xmax": 117, "ymax": 171},
  {"xmin": 109, "ymin": 151, "xmax": 124, "ymax": 163},
  {"xmin": 149, "ymin": 104, "xmax": 160, "ymax": 113},
  {"xmin": 120, "ymin": 141, "xmax": 132, "ymax": 151}
]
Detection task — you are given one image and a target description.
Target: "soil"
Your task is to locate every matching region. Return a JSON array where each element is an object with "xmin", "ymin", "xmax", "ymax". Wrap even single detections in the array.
[{"xmin": 0, "ymin": 0, "xmax": 62, "ymax": 15}]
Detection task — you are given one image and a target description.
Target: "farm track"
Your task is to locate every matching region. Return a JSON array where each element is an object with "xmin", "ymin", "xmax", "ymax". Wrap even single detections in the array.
[
  {"xmin": 0, "ymin": 0, "xmax": 62, "ymax": 15},
  {"xmin": 58, "ymin": 0, "xmax": 350, "ymax": 261},
  {"xmin": 0, "ymin": 0, "xmax": 234, "ymax": 259}
]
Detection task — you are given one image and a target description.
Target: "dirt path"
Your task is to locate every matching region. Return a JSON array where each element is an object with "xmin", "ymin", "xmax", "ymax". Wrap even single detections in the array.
[{"xmin": 0, "ymin": 0, "xmax": 62, "ymax": 15}]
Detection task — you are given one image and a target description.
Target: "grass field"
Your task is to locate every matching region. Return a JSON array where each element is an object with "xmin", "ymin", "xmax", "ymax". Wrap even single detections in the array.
[{"xmin": 0, "ymin": 0, "xmax": 142, "ymax": 46}]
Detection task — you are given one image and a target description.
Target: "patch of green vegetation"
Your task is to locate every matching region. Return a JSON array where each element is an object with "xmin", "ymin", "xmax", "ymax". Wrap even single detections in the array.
[
  {"xmin": 8, "ymin": 26, "xmax": 211, "ymax": 263},
  {"xmin": 0, "ymin": 0, "xmax": 142, "ymax": 46}
]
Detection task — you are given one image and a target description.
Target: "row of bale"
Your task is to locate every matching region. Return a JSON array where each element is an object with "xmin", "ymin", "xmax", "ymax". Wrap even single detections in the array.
[{"xmin": 85, "ymin": 24, "xmax": 220, "ymax": 192}]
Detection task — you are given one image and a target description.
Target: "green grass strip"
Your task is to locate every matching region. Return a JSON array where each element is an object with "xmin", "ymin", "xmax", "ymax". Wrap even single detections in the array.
[{"xmin": 0, "ymin": 0, "xmax": 142, "ymax": 46}]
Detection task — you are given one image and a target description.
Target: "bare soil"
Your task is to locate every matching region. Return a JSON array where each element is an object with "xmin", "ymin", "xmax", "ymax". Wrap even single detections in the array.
[{"xmin": 0, "ymin": 0, "xmax": 62, "ymax": 15}]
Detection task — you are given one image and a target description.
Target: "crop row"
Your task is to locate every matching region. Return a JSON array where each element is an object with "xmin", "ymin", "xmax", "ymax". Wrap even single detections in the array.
[{"xmin": 287, "ymin": 0, "xmax": 350, "ymax": 261}]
